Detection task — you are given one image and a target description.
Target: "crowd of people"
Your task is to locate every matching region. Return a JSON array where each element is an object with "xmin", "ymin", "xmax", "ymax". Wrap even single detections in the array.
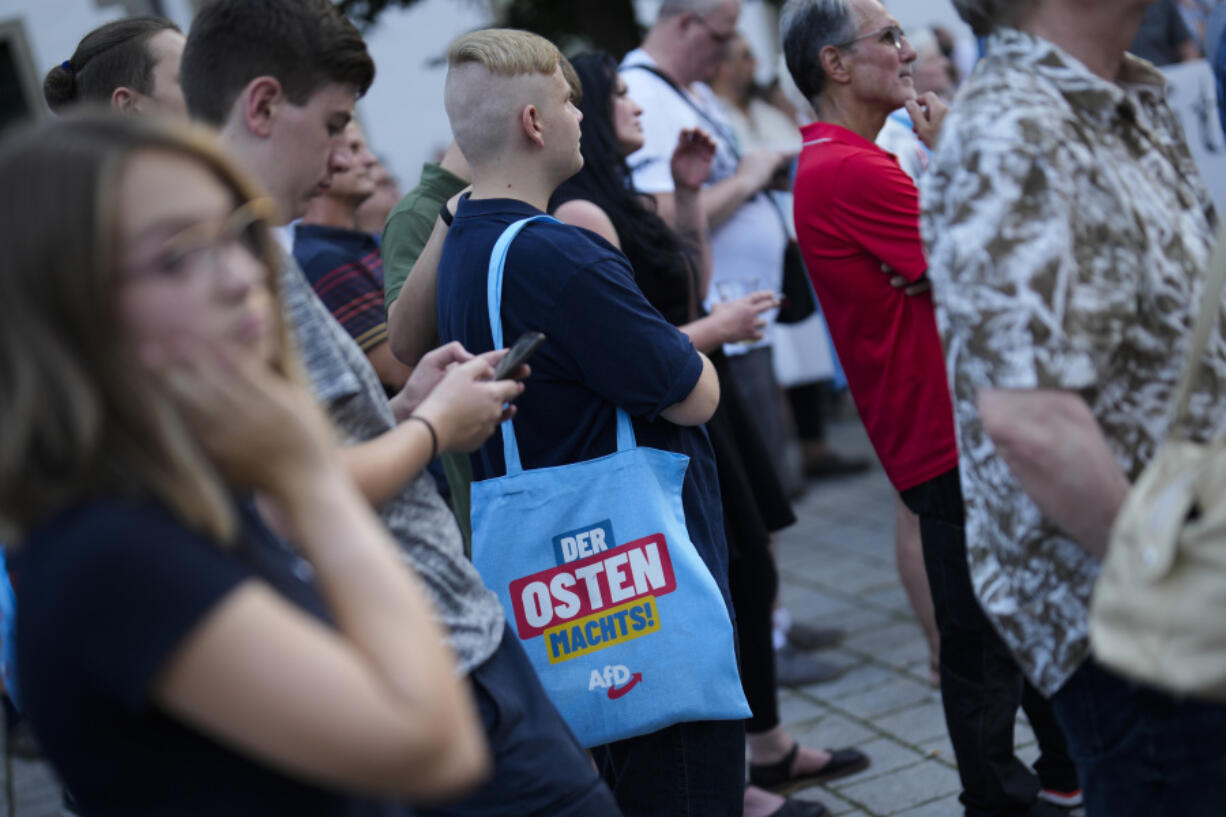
[{"xmin": 0, "ymin": 0, "xmax": 1223, "ymax": 815}]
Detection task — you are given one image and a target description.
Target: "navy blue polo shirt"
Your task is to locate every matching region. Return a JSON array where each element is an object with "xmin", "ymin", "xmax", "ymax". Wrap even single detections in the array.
[{"xmin": 437, "ymin": 196, "xmax": 731, "ymax": 607}]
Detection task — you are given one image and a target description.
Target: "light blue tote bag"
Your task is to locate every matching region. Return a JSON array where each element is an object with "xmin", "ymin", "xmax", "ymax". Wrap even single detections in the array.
[{"xmin": 470, "ymin": 216, "xmax": 749, "ymax": 748}]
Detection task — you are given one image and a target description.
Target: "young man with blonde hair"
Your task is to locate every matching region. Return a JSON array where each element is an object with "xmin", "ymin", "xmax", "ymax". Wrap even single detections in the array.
[{"xmin": 437, "ymin": 28, "xmax": 743, "ymax": 817}]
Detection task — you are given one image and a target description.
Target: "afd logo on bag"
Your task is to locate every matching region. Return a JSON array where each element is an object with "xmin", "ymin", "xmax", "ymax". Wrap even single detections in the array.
[
  {"xmin": 588, "ymin": 664, "xmax": 643, "ymax": 699},
  {"xmin": 508, "ymin": 522, "xmax": 678, "ymax": 665}
]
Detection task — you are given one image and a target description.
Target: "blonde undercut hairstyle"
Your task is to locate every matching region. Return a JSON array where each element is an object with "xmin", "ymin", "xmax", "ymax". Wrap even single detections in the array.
[
  {"xmin": 0, "ymin": 112, "xmax": 293, "ymax": 546},
  {"xmin": 444, "ymin": 28, "xmax": 579, "ymax": 165}
]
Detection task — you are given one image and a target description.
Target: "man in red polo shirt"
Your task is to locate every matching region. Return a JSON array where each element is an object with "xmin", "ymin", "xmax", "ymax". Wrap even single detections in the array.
[{"xmin": 781, "ymin": 1, "xmax": 1080, "ymax": 815}]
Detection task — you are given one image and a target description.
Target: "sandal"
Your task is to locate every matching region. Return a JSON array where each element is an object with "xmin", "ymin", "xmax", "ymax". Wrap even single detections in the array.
[{"xmin": 749, "ymin": 743, "xmax": 870, "ymax": 794}]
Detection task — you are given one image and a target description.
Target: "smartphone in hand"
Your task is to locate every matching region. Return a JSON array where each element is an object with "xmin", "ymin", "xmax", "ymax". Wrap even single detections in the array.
[{"xmin": 493, "ymin": 331, "xmax": 546, "ymax": 380}]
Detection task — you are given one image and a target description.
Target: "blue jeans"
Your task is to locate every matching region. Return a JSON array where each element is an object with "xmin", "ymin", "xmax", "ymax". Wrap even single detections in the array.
[
  {"xmin": 592, "ymin": 718, "xmax": 745, "ymax": 817},
  {"xmin": 1051, "ymin": 659, "xmax": 1226, "ymax": 817}
]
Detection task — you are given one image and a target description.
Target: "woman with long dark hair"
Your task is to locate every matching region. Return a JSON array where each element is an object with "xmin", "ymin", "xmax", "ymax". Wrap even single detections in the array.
[{"xmin": 550, "ymin": 52, "xmax": 869, "ymax": 817}]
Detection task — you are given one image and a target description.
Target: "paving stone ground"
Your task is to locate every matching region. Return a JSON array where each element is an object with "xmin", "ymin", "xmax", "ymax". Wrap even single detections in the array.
[
  {"xmin": 1, "ymin": 418, "xmax": 1082, "ymax": 816},
  {"xmin": 771, "ymin": 418, "xmax": 1084, "ymax": 817}
]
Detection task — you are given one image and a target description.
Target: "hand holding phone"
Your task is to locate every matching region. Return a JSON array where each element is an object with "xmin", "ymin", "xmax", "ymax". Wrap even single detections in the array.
[{"xmin": 493, "ymin": 331, "xmax": 546, "ymax": 380}]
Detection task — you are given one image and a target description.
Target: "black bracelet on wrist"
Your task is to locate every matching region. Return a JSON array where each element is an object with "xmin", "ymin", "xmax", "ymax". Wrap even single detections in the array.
[{"xmin": 408, "ymin": 415, "xmax": 439, "ymax": 461}]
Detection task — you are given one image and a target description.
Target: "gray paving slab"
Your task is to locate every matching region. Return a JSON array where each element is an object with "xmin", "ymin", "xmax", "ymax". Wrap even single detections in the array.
[
  {"xmin": 834, "ymin": 759, "xmax": 962, "ymax": 816},
  {"xmin": 870, "ymin": 699, "xmax": 952, "ymax": 746},
  {"xmin": 896, "ymin": 792, "xmax": 963, "ymax": 816},
  {"xmin": 826, "ymin": 677, "xmax": 937, "ymax": 721},
  {"xmin": 789, "ymin": 709, "xmax": 880, "ymax": 749},
  {"xmin": 807, "ymin": 662, "xmax": 897, "ymax": 701},
  {"xmin": 843, "ymin": 621, "xmax": 930, "ymax": 656},
  {"xmin": 828, "ymin": 737, "xmax": 928, "ymax": 784},
  {"xmin": 776, "ymin": 689, "xmax": 831, "ymax": 726}
]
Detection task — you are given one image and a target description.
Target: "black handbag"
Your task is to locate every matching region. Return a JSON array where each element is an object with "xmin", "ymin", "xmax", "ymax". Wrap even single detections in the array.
[{"xmin": 776, "ymin": 241, "xmax": 819, "ymax": 325}]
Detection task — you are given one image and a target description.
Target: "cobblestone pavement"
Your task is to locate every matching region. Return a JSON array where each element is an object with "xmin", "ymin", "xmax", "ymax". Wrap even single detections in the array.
[
  {"xmin": 771, "ymin": 418, "xmax": 1084, "ymax": 817},
  {"xmin": 2, "ymin": 418, "xmax": 1083, "ymax": 816}
]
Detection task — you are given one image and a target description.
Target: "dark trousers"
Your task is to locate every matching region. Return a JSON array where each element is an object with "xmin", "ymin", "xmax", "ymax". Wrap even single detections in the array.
[
  {"xmin": 901, "ymin": 469, "xmax": 1077, "ymax": 817},
  {"xmin": 727, "ymin": 347, "xmax": 794, "ymax": 495},
  {"xmin": 785, "ymin": 380, "xmax": 826, "ymax": 441},
  {"xmin": 415, "ymin": 627, "xmax": 621, "ymax": 817},
  {"xmin": 729, "ymin": 533, "xmax": 781, "ymax": 734},
  {"xmin": 1052, "ymin": 658, "xmax": 1226, "ymax": 817},
  {"xmin": 592, "ymin": 718, "xmax": 746, "ymax": 817}
]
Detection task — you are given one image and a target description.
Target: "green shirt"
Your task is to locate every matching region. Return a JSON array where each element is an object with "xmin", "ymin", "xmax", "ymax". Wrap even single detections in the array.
[
  {"xmin": 382, "ymin": 162, "xmax": 468, "ymax": 308},
  {"xmin": 382, "ymin": 161, "xmax": 474, "ymax": 551}
]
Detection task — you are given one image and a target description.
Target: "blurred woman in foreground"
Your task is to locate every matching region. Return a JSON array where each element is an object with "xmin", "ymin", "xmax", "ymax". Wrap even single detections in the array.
[{"xmin": 0, "ymin": 113, "xmax": 488, "ymax": 815}]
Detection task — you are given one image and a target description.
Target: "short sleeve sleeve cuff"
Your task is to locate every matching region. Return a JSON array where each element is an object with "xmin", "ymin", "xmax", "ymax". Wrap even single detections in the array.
[
  {"xmin": 650, "ymin": 346, "xmax": 704, "ymax": 420},
  {"xmin": 31, "ymin": 501, "xmax": 252, "ymax": 711}
]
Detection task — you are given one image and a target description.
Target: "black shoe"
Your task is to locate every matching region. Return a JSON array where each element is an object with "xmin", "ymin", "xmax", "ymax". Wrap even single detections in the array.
[
  {"xmin": 775, "ymin": 645, "xmax": 844, "ymax": 687},
  {"xmin": 804, "ymin": 451, "xmax": 870, "ymax": 480},
  {"xmin": 750, "ymin": 743, "xmax": 871, "ymax": 794},
  {"xmin": 786, "ymin": 623, "xmax": 846, "ymax": 651}
]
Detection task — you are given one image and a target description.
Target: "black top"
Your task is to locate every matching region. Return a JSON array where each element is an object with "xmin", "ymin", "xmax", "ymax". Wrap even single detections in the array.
[{"xmin": 15, "ymin": 496, "xmax": 351, "ymax": 816}]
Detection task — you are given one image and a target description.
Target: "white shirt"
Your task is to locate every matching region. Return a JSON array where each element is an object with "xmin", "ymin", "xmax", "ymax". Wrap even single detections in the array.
[{"xmin": 621, "ymin": 48, "xmax": 788, "ymax": 354}]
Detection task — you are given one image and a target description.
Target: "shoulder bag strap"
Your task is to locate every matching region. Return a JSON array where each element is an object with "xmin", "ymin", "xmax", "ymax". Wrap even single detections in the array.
[
  {"xmin": 623, "ymin": 63, "xmax": 742, "ymax": 159},
  {"xmin": 486, "ymin": 216, "xmax": 636, "ymax": 475},
  {"xmin": 1167, "ymin": 217, "xmax": 1226, "ymax": 439},
  {"xmin": 622, "ymin": 63, "xmax": 794, "ymax": 251}
]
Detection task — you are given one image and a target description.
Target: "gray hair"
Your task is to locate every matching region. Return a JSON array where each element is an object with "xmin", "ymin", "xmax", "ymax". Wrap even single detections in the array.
[
  {"xmin": 659, "ymin": 0, "xmax": 728, "ymax": 19},
  {"xmin": 780, "ymin": 0, "xmax": 858, "ymax": 103}
]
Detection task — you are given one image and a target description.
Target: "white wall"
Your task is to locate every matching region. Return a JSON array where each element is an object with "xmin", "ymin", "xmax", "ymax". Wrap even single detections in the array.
[
  {"xmin": 4, "ymin": 0, "xmax": 972, "ymax": 184},
  {"xmin": 0, "ymin": 0, "xmax": 195, "ymax": 117},
  {"xmin": 0, "ymin": 1, "xmax": 122, "ymax": 90},
  {"xmin": 355, "ymin": 0, "xmax": 492, "ymax": 190},
  {"xmin": 0, "ymin": 0, "xmax": 488, "ymax": 188}
]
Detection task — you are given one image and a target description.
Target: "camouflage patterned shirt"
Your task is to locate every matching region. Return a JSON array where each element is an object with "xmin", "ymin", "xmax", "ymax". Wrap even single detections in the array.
[{"xmin": 922, "ymin": 28, "xmax": 1220, "ymax": 695}]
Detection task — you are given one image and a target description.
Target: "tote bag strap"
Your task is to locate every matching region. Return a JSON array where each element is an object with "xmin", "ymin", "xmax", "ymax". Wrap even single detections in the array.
[
  {"xmin": 487, "ymin": 216, "xmax": 636, "ymax": 475},
  {"xmin": 1167, "ymin": 217, "xmax": 1226, "ymax": 440}
]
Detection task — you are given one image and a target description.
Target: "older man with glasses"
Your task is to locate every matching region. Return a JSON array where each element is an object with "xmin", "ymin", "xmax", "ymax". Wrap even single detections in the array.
[{"xmin": 781, "ymin": 1, "xmax": 1080, "ymax": 815}]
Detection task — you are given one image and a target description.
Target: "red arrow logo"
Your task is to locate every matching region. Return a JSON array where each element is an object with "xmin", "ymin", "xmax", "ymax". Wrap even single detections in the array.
[{"xmin": 607, "ymin": 672, "xmax": 642, "ymax": 700}]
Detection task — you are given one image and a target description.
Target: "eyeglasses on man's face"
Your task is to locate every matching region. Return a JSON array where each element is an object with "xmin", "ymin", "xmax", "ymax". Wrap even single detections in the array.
[
  {"xmin": 835, "ymin": 25, "xmax": 907, "ymax": 51},
  {"xmin": 693, "ymin": 13, "xmax": 736, "ymax": 45}
]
